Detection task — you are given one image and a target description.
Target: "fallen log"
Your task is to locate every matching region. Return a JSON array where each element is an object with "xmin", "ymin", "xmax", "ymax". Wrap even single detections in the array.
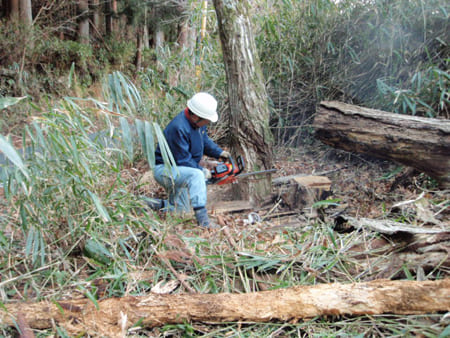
[
  {"xmin": 1, "ymin": 279, "xmax": 449, "ymax": 336},
  {"xmin": 313, "ymin": 101, "xmax": 450, "ymax": 188},
  {"xmin": 340, "ymin": 216, "xmax": 449, "ymax": 235}
]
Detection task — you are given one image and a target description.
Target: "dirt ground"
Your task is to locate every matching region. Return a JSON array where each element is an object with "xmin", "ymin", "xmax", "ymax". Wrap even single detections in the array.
[{"xmin": 138, "ymin": 142, "xmax": 449, "ymax": 228}]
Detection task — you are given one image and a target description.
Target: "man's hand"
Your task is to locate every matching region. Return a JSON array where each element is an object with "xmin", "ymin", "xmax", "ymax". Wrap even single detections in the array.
[
  {"xmin": 202, "ymin": 168, "xmax": 212, "ymax": 179},
  {"xmin": 220, "ymin": 151, "xmax": 231, "ymax": 161}
]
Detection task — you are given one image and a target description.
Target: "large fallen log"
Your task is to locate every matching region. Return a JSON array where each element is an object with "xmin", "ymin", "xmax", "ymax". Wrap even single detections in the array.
[
  {"xmin": 1, "ymin": 279, "xmax": 449, "ymax": 336},
  {"xmin": 313, "ymin": 101, "xmax": 450, "ymax": 188}
]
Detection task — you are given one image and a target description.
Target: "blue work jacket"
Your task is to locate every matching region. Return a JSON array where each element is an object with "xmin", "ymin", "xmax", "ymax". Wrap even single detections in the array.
[{"xmin": 155, "ymin": 110, "xmax": 223, "ymax": 169}]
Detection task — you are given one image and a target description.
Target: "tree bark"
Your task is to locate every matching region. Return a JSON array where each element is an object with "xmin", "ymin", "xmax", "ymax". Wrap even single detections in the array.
[
  {"xmin": 1, "ymin": 279, "xmax": 448, "ymax": 336},
  {"xmin": 91, "ymin": 0, "xmax": 100, "ymax": 32},
  {"xmin": 18, "ymin": 0, "xmax": 31, "ymax": 25},
  {"xmin": 104, "ymin": 0, "xmax": 114, "ymax": 37},
  {"xmin": 154, "ymin": 29, "xmax": 164, "ymax": 50},
  {"xmin": 77, "ymin": 0, "xmax": 89, "ymax": 44},
  {"xmin": 135, "ymin": 26, "xmax": 143, "ymax": 74},
  {"xmin": 213, "ymin": 0, "xmax": 273, "ymax": 204},
  {"xmin": 2, "ymin": 0, "xmax": 10, "ymax": 18},
  {"xmin": 314, "ymin": 101, "xmax": 450, "ymax": 188}
]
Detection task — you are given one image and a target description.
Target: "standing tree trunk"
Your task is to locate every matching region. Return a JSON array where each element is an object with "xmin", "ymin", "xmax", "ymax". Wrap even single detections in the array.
[
  {"xmin": 213, "ymin": 0, "xmax": 273, "ymax": 204},
  {"xmin": 177, "ymin": 18, "xmax": 190, "ymax": 49},
  {"xmin": 104, "ymin": 0, "xmax": 114, "ymax": 37},
  {"xmin": 18, "ymin": 0, "xmax": 31, "ymax": 25},
  {"xmin": 91, "ymin": 0, "xmax": 100, "ymax": 32},
  {"xmin": 78, "ymin": 0, "xmax": 90, "ymax": 44},
  {"xmin": 176, "ymin": 0, "xmax": 190, "ymax": 50},
  {"xmin": 154, "ymin": 27, "xmax": 165, "ymax": 71},
  {"xmin": 2, "ymin": 0, "xmax": 11, "ymax": 18},
  {"xmin": 135, "ymin": 26, "xmax": 143, "ymax": 75}
]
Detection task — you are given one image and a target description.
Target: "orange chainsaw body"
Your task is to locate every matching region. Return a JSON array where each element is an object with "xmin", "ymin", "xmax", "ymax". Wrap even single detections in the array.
[{"xmin": 209, "ymin": 155, "xmax": 244, "ymax": 185}]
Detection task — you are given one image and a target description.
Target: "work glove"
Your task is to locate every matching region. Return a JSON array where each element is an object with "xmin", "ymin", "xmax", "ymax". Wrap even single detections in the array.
[
  {"xmin": 220, "ymin": 151, "xmax": 231, "ymax": 160},
  {"xmin": 202, "ymin": 167, "xmax": 212, "ymax": 179}
]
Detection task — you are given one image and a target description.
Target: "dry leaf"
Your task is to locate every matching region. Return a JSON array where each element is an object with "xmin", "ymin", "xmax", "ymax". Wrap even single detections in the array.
[{"xmin": 151, "ymin": 280, "xmax": 180, "ymax": 294}]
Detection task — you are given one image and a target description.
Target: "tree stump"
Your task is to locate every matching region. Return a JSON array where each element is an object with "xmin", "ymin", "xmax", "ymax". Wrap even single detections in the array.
[{"xmin": 276, "ymin": 175, "xmax": 332, "ymax": 211}]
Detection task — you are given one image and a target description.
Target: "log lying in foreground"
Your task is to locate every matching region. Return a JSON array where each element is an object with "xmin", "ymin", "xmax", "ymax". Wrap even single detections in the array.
[
  {"xmin": 1, "ymin": 279, "xmax": 449, "ymax": 336},
  {"xmin": 313, "ymin": 101, "xmax": 450, "ymax": 188}
]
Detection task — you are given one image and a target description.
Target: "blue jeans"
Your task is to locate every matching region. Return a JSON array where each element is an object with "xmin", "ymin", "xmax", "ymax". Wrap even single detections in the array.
[{"xmin": 153, "ymin": 164, "xmax": 207, "ymax": 213}]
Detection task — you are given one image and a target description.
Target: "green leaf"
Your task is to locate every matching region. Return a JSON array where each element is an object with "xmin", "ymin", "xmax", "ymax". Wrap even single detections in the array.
[
  {"xmin": 312, "ymin": 198, "xmax": 341, "ymax": 208},
  {"xmin": 154, "ymin": 122, "xmax": 177, "ymax": 171},
  {"xmin": 119, "ymin": 116, "xmax": 133, "ymax": 161},
  {"xmin": 88, "ymin": 190, "xmax": 111, "ymax": 222},
  {"xmin": 78, "ymin": 285, "xmax": 99, "ymax": 310},
  {"xmin": 439, "ymin": 325, "xmax": 450, "ymax": 338},
  {"xmin": 0, "ymin": 96, "xmax": 26, "ymax": 110},
  {"xmin": 144, "ymin": 121, "xmax": 155, "ymax": 168},
  {"xmin": 84, "ymin": 238, "xmax": 113, "ymax": 265},
  {"xmin": 68, "ymin": 62, "xmax": 75, "ymax": 89},
  {"xmin": 0, "ymin": 135, "xmax": 29, "ymax": 179}
]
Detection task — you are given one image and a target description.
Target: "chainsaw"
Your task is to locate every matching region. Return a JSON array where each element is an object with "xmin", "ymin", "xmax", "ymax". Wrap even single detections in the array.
[{"xmin": 207, "ymin": 155, "xmax": 277, "ymax": 185}]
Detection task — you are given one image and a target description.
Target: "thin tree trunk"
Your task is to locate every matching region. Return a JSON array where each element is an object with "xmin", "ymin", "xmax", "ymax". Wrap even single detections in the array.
[
  {"xmin": 177, "ymin": 19, "xmax": 189, "ymax": 49},
  {"xmin": 104, "ymin": 0, "xmax": 113, "ymax": 37},
  {"xmin": 18, "ymin": 0, "xmax": 31, "ymax": 25},
  {"xmin": 213, "ymin": 0, "xmax": 273, "ymax": 204},
  {"xmin": 1, "ymin": 279, "xmax": 448, "ymax": 336},
  {"xmin": 11, "ymin": 0, "xmax": 19, "ymax": 20},
  {"xmin": 154, "ymin": 29, "xmax": 164, "ymax": 49},
  {"xmin": 143, "ymin": 25, "xmax": 150, "ymax": 49},
  {"xmin": 112, "ymin": 0, "xmax": 117, "ymax": 33},
  {"xmin": 2, "ymin": 0, "xmax": 10, "ymax": 18},
  {"xmin": 135, "ymin": 26, "xmax": 143, "ymax": 75},
  {"xmin": 78, "ymin": 0, "xmax": 89, "ymax": 44},
  {"xmin": 91, "ymin": 0, "xmax": 100, "ymax": 32}
]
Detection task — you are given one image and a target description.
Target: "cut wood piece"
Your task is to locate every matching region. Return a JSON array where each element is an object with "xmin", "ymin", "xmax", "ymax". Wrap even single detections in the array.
[
  {"xmin": 1, "ymin": 279, "xmax": 448, "ymax": 336},
  {"xmin": 314, "ymin": 101, "xmax": 450, "ymax": 188},
  {"xmin": 208, "ymin": 200, "xmax": 253, "ymax": 213},
  {"xmin": 294, "ymin": 175, "xmax": 331, "ymax": 190},
  {"xmin": 277, "ymin": 175, "xmax": 331, "ymax": 210}
]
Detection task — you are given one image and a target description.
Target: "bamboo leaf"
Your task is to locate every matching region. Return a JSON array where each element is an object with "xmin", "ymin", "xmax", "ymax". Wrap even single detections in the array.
[
  {"xmin": 0, "ymin": 96, "xmax": 27, "ymax": 110},
  {"xmin": 312, "ymin": 198, "xmax": 341, "ymax": 208},
  {"xmin": 0, "ymin": 135, "xmax": 29, "ymax": 179},
  {"xmin": 154, "ymin": 122, "xmax": 176, "ymax": 170},
  {"xmin": 78, "ymin": 285, "xmax": 99, "ymax": 310},
  {"xmin": 119, "ymin": 116, "xmax": 133, "ymax": 161},
  {"xmin": 68, "ymin": 62, "xmax": 75, "ymax": 89},
  {"xmin": 135, "ymin": 119, "xmax": 146, "ymax": 154},
  {"xmin": 88, "ymin": 190, "xmax": 111, "ymax": 222},
  {"xmin": 144, "ymin": 121, "xmax": 155, "ymax": 168}
]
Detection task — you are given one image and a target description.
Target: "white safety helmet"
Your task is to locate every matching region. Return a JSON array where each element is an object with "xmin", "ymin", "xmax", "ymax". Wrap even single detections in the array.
[{"xmin": 187, "ymin": 92, "xmax": 218, "ymax": 123}]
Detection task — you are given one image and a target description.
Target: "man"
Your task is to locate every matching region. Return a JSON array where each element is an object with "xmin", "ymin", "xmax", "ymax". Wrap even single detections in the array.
[{"xmin": 149, "ymin": 92, "xmax": 230, "ymax": 228}]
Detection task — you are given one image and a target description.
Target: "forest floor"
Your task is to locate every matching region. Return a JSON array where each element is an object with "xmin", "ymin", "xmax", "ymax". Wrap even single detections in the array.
[
  {"xmin": 1, "ymin": 138, "xmax": 449, "ymax": 336},
  {"xmin": 136, "ymin": 141, "xmax": 449, "ymax": 281},
  {"xmin": 139, "ymin": 141, "xmax": 449, "ymax": 232}
]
